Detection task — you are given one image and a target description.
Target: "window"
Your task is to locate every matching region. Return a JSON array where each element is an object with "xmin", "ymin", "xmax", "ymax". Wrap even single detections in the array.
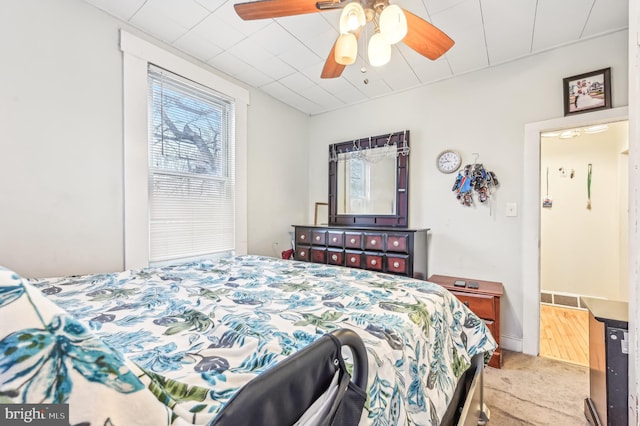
[{"xmin": 147, "ymin": 65, "xmax": 235, "ymax": 263}]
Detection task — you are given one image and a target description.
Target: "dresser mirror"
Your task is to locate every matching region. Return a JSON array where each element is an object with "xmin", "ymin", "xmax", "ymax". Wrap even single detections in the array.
[{"xmin": 328, "ymin": 130, "xmax": 409, "ymax": 227}]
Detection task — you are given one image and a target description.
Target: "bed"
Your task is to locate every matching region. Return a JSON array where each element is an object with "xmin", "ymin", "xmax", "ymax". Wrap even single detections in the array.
[{"xmin": 0, "ymin": 255, "xmax": 496, "ymax": 425}]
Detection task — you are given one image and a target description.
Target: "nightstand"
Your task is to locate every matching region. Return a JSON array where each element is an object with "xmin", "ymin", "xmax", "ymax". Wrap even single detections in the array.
[{"xmin": 428, "ymin": 274, "xmax": 503, "ymax": 368}]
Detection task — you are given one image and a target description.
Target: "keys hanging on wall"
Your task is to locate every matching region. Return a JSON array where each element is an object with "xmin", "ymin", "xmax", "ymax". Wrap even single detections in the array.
[{"xmin": 451, "ymin": 163, "xmax": 499, "ymax": 207}]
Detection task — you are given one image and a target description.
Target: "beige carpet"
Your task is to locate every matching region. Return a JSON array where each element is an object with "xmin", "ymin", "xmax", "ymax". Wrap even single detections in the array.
[{"xmin": 483, "ymin": 350, "xmax": 590, "ymax": 425}]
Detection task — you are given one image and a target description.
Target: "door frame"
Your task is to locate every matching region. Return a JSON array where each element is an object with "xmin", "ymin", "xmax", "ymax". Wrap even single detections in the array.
[{"xmin": 522, "ymin": 106, "xmax": 629, "ymax": 355}]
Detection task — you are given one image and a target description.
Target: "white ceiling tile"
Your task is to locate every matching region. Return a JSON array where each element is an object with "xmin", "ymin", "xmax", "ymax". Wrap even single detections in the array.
[
  {"xmin": 251, "ymin": 23, "xmax": 302, "ymax": 56},
  {"xmin": 234, "ymin": 66, "xmax": 273, "ymax": 88},
  {"xmin": 139, "ymin": 0, "xmax": 210, "ymax": 30},
  {"xmin": 173, "ymin": 31, "xmax": 223, "ymax": 62},
  {"xmin": 481, "ymin": 0, "xmax": 536, "ymax": 65},
  {"xmin": 277, "ymin": 13, "xmax": 336, "ymax": 41},
  {"xmin": 297, "ymin": 85, "xmax": 344, "ymax": 109},
  {"xmin": 207, "ymin": 51, "xmax": 251, "ymax": 76},
  {"xmin": 432, "ymin": 0, "xmax": 488, "ymax": 74},
  {"xmin": 194, "ymin": 0, "xmax": 225, "ymax": 13},
  {"xmin": 356, "ymin": 78, "xmax": 393, "ymax": 99},
  {"xmin": 83, "ymin": 0, "xmax": 146, "ymax": 21},
  {"xmin": 583, "ymin": 0, "xmax": 629, "ymax": 37},
  {"xmin": 227, "ymin": 37, "xmax": 275, "ymax": 65},
  {"xmin": 532, "ymin": 0, "xmax": 591, "ymax": 52},
  {"xmin": 192, "ymin": 13, "xmax": 247, "ymax": 50},
  {"xmin": 420, "ymin": 0, "xmax": 469, "ymax": 15},
  {"xmin": 129, "ymin": 8, "xmax": 188, "ymax": 44},
  {"xmin": 259, "ymin": 56, "xmax": 297, "ymax": 80},
  {"xmin": 214, "ymin": 1, "xmax": 272, "ymax": 36},
  {"xmin": 260, "ymin": 81, "xmax": 321, "ymax": 113},
  {"xmin": 279, "ymin": 73, "xmax": 317, "ymax": 92},
  {"xmin": 278, "ymin": 42, "xmax": 324, "ymax": 71},
  {"xmin": 78, "ymin": 0, "xmax": 627, "ymax": 115}
]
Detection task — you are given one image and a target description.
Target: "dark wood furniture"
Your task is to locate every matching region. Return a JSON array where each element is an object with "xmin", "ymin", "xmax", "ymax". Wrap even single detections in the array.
[
  {"xmin": 292, "ymin": 225, "xmax": 429, "ymax": 280},
  {"xmin": 328, "ymin": 130, "xmax": 410, "ymax": 228},
  {"xmin": 582, "ymin": 297, "xmax": 628, "ymax": 426},
  {"xmin": 427, "ymin": 274, "xmax": 503, "ymax": 369}
]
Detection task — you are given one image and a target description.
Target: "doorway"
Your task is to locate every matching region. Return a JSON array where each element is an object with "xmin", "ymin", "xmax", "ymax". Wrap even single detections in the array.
[
  {"xmin": 538, "ymin": 120, "xmax": 628, "ymax": 365},
  {"xmin": 522, "ymin": 106, "xmax": 629, "ymax": 356}
]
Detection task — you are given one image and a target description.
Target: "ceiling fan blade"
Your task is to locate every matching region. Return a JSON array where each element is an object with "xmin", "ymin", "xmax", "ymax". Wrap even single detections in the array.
[
  {"xmin": 321, "ymin": 38, "xmax": 346, "ymax": 79},
  {"xmin": 402, "ymin": 9, "xmax": 454, "ymax": 60},
  {"xmin": 321, "ymin": 28, "xmax": 362, "ymax": 79},
  {"xmin": 235, "ymin": 0, "xmax": 325, "ymax": 20}
]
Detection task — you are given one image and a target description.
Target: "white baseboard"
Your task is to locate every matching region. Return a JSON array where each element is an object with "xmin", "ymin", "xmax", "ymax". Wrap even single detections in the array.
[{"xmin": 500, "ymin": 335, "xmax": 522, "ymax": 352}]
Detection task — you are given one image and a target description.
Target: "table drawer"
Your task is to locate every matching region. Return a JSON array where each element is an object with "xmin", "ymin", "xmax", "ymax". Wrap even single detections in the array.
[{"xmin": 452, "ymin": 292, "xmax": 496, "ymax": 320}]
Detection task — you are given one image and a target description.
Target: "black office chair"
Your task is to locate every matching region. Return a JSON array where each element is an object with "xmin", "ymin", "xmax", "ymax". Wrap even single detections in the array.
[{"xmin": 209, "ymin": 329, "xmax": 368, "ymax": 426}]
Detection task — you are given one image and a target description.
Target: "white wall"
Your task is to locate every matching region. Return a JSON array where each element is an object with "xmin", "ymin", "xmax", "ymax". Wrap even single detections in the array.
[
  {"xmin": 0, "ymin": 0, "xmax": 309, "ymax": 277},
  {"xmin": 308, "ymin": 30, "xmax": 629, "ymax": 349},
  {"xmin": 540, "ymin": 122, "xmax": 629, "ymax": 301}
]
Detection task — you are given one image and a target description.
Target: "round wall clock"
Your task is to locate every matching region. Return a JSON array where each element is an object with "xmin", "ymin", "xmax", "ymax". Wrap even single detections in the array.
[{"xmin": 436, "ymin": 150, "xmax": 462, "ymax": 174}]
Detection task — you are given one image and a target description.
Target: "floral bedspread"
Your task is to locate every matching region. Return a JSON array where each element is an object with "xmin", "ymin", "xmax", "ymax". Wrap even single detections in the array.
[{"xmin": 0, "ymin": 255, "xmax": 496, "ymax": 425}]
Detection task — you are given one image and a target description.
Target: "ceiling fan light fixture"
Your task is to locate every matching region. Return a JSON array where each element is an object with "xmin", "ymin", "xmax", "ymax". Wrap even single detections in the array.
[
  {"xmin": 335, "ymin": 33, "xmax": 358, "ymax": 65},
  {"xmin": 339, "ymin": 2, "xmax": 366, "ymax": 33},
  {"xmin": 368, "ymin": 32, "xmax": 391, "ymax": 67},
  {"xmin": 379, "ymin": 4, "xmax": 407, "ymax": 44}
]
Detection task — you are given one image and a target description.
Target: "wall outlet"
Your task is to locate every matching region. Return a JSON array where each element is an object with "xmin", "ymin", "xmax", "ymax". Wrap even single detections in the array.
[{"xmin": 506, "ymin": 202, "xmax": 517, "ymax": 217}]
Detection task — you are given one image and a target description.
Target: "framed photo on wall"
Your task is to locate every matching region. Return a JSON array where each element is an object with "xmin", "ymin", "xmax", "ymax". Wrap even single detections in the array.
[{"xmin": 563, "ymin": 68, "xmax": 611, "ymax": 116}]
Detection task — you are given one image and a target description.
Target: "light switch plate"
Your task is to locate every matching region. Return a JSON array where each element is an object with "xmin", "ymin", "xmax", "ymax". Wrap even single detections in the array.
[{"xmin": 506, "ymin": 202, "xmax": 517, "ymax": 217}]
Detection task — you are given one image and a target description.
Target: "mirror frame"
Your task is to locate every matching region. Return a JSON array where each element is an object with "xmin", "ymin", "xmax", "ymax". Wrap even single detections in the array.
[{"xmin": 328, "ymin": 130, "xmax": 409, "ymax": 228}]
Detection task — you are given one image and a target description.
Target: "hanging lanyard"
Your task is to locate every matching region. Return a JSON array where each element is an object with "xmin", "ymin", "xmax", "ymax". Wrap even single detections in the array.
[{"xmin": 587, "ymin": 164, "xmax": 592, "ymax": 209}]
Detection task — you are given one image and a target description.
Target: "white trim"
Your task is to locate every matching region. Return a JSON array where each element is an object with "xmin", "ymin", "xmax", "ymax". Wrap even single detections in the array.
[
  {"xmin": 522, "ymin": 106, "xmax": 628, "ymax": 355},
  {"xmin": 500, "ymin": 335, "xmax": 522, "ymax": 353},
  {"xmin": 120, "ymin": 30, "xmax": 249, "ymax": 269}
]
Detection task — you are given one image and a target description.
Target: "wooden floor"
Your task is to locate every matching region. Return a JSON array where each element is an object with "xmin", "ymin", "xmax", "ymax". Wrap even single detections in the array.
[{"xmin": 539, "ymin": 303, "xmax": 589, "ymax": 366}]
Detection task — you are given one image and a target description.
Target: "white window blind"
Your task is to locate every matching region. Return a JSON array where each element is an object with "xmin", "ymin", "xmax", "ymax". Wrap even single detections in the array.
[{"xmin": 148, "ymin": 65, "xmax": 235, "ymax": 263}]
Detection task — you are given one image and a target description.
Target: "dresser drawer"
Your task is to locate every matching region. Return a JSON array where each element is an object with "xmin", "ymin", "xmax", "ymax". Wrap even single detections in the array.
[
  {"xmin": 364, "ymin": 233, "xmax": 384, "ymax": 250},
  {"xmin": 364, "ymin": 253, "xmax": 384, "ymax": 271},
  {"xmin": 295, "ymin": 246, "xmax": 310, "ymax": 261},
  {"xmin": 327, "ymin": 231, "xmax": 344, "ymax": 247},
  {"xmin": 311, "ymin": 230, "xmax": 327, "ymax": 245},
  {"xmin": 295, "ymin": 228, "xmax": 312, "ymax": 245},
  {"xmin": 451, "ymin": 292, "xmax": 496, "ymax": 321},
  {"xmin": 386, "ymin": 255, "xmax": 409, "ymax": 275},
  {"xmin": 344, "ymin": 232, "xmax": 363, "ymax": 249},
  {"xmin": 345, "ymin": 251, "xmax": 362, "ymax": 268},
  {"xmin": 484, "ymin": 319, "xmax": 497, "ymax": 341},
  {"xmin": 386, "ymin": 233, "xmax": 409, "ymax": 253},
  {"xmin": 327, "ymin": 249, "xmax": 344, "ymax": 266},
  {"xmin": 311, "ymin": 247, "xmax": 326, "ymax": 263}
]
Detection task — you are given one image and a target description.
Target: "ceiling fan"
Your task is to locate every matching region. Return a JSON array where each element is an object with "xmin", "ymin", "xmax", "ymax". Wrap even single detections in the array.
[{"xmin": 234, "ymin": 0, "xmax": 454, "ymax": 79}]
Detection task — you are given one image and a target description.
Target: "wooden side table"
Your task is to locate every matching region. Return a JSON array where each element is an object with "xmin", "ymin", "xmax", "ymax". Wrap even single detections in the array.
[{"xmin": 428, "ymin": 274, "xmax": 503, "ymax": 368}]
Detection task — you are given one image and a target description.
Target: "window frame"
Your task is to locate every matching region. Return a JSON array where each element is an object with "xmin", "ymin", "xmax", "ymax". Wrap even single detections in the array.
[{"xmin": 121, "ymin": 30, "xmax": 249, "ymax": 269}]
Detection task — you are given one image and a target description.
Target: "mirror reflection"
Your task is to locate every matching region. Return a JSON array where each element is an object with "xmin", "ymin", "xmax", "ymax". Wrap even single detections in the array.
[{"xmin": 337, "ymin": 150, "xmax": 397, "ymax": 215}]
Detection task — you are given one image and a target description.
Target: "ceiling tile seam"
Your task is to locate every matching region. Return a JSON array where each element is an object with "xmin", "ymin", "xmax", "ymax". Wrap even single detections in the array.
[
  {"xmin": 529, "ymin": 0, "xmax": 539, "ymax": 54},
  {"xmin": 579, "ymin": 0, "xmax": 597, "ymax": 39},
  {"xmin": 128, "ymin": 0, "xmax": 150, "ymax": 22},
  {"xmin": 478, "ymin": 0, "xmax": 490, "ymax": 66},
  {"xmin": 272, "ymin": 22, "xmax": 325, "ymax": 70}
]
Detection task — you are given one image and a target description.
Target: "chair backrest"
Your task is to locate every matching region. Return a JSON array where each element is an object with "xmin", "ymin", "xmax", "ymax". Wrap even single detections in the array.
[{"xmin": 209, "ymin": 329, "xmax": 368, "ymax": 426}]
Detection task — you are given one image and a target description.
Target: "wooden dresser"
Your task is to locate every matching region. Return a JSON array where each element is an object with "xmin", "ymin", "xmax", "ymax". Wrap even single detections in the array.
[
  {"xmin": 428, "ymin": 274, "xmax": 503, "ymax": 368},
  {"xmin": 292, "ymin": 225, "xmax": 429, "ymax": 280}
]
